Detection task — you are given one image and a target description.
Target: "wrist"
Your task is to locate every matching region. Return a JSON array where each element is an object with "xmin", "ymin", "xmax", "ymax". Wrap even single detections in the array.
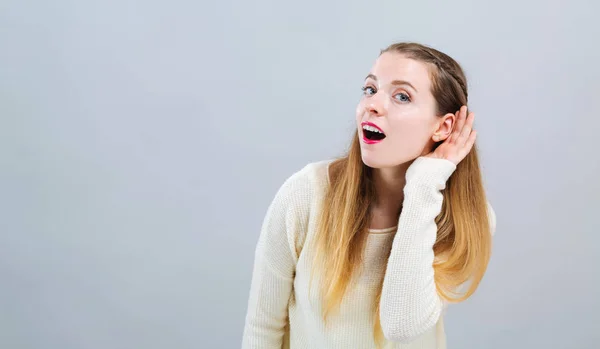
[{"xmin": 405, "ymin": 157, "xmax": 456, "ymax": 187}]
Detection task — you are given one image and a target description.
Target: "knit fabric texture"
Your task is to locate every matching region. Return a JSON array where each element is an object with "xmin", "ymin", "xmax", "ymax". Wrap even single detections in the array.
[{"xmin": 242, "ymin": 157, "xmax": 496, "ymax": 349}]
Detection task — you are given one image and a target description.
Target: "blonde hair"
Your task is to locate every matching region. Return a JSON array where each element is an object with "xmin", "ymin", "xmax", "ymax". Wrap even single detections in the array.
[{"xmin": 310, "ymin": 42, "xmax": 492, "ymax": 346}]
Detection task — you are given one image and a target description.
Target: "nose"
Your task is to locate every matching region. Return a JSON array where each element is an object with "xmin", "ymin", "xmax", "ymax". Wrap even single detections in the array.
[{"xmin": 365, "ymin": 92, "xmax": 387, "ymax": 116}]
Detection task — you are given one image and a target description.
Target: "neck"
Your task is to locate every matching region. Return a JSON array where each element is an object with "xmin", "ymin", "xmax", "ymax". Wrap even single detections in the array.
[{"xmin": 371, "ymin": 162, "xmax": 411, "ymax": 215}]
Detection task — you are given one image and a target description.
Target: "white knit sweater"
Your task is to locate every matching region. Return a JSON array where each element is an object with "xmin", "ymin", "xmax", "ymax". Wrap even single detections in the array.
[{"xmin": 242, "ymin": 157, "xmax": 496, "ymax": 349}]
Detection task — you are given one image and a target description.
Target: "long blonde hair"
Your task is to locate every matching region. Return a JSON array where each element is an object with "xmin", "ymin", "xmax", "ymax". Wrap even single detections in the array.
[{"xmin": 311, "ymin": 42, "xmax": 492, "ymax": 345}]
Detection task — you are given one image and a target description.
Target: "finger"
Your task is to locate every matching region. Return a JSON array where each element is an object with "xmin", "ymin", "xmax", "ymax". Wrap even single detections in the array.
[
  {"xmin": 450, "ymin": 106, "xmax": 467, "ymax": 143},
  {"xmin": 464, "ymin": 129, "xmax": 477, "ymax": 154},
  {"xmin": 457, "ymin": 111, "xmax": 475, "ymax": 146}
]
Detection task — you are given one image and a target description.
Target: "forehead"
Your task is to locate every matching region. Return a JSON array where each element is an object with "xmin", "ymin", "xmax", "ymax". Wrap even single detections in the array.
[{"xmin": 368, "ymin": 52, "xmax": 432, "ymax": 91}]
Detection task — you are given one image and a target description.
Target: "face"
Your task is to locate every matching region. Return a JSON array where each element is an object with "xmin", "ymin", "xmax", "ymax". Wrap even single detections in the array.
[{"xmin": 356, "ymin": 52, "xmax": 444, "ymax": 169}]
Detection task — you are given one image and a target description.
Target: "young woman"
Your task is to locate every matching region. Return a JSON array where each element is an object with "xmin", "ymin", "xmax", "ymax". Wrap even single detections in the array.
[{"xmin": 241, "ymin": 42, "xmax": 496, "ymax": 349}]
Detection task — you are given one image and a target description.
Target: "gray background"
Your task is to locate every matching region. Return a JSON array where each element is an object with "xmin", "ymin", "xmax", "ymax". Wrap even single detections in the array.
[{"xmin": 1, "ymin": 0, "xmax": 598, "ymax": 348}]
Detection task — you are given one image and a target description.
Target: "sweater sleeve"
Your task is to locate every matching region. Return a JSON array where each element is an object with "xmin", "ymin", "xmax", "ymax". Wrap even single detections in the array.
[
  {"xmin": 241, "ymin": 170, "xmax": 309, "ymax": 349},
  {"xmin": 379, "ymin": 156, "xmax": 457, "ymax": 343},
  {"xmin": 439, "ymin": 200, "xmax": 497, "ymax": 313}
]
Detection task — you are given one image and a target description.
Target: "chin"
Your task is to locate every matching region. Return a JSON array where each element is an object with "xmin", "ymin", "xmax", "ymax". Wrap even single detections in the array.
[
  {"xmin": 360, "ymin": 151, "xmax": 413, "ymax": 169},
  {"xmin": 360, "ymin": 153, "xmax": 390, "ymax": 169}
]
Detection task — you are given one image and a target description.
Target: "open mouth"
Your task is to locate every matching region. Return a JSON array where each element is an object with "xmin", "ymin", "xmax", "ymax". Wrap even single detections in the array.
[{"xmin": 362, "ymin": 124, "xmax": 386, "ymax": 141}]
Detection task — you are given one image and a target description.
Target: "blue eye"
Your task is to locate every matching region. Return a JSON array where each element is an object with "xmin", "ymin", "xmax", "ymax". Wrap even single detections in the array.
[
  {"xmin": 395, "ymin": 92, "xmax": 411, "ymax": 103},
  {"xmin": 361, "ymin": 86, "xmax": 376, "ymax": 96}
]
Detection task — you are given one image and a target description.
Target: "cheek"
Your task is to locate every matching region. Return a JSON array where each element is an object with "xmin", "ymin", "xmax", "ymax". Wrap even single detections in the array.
[
  {"xmin": 388, "ymin": 119, "xmax": 432, "ymax": 153},
  {"xmin": 355, "ymin": 103, "xmax": 364, "ymax": 122}
]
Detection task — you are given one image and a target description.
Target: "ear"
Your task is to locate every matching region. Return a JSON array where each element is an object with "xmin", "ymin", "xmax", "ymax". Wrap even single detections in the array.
[{"xmin": 432, "ymin": 112, "xmax": 455, "ymax": 142}]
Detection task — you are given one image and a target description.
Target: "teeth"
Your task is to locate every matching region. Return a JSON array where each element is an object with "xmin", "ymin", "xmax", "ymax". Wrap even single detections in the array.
[{"xmin": 363, "ymin": 125, "xmax": 383, "ymax": 134}]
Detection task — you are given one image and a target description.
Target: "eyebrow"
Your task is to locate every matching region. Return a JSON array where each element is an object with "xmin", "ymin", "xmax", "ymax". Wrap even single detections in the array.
[{"xmin": 365, "ymin": 74, "xmax": 418, "ymax": 93}]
